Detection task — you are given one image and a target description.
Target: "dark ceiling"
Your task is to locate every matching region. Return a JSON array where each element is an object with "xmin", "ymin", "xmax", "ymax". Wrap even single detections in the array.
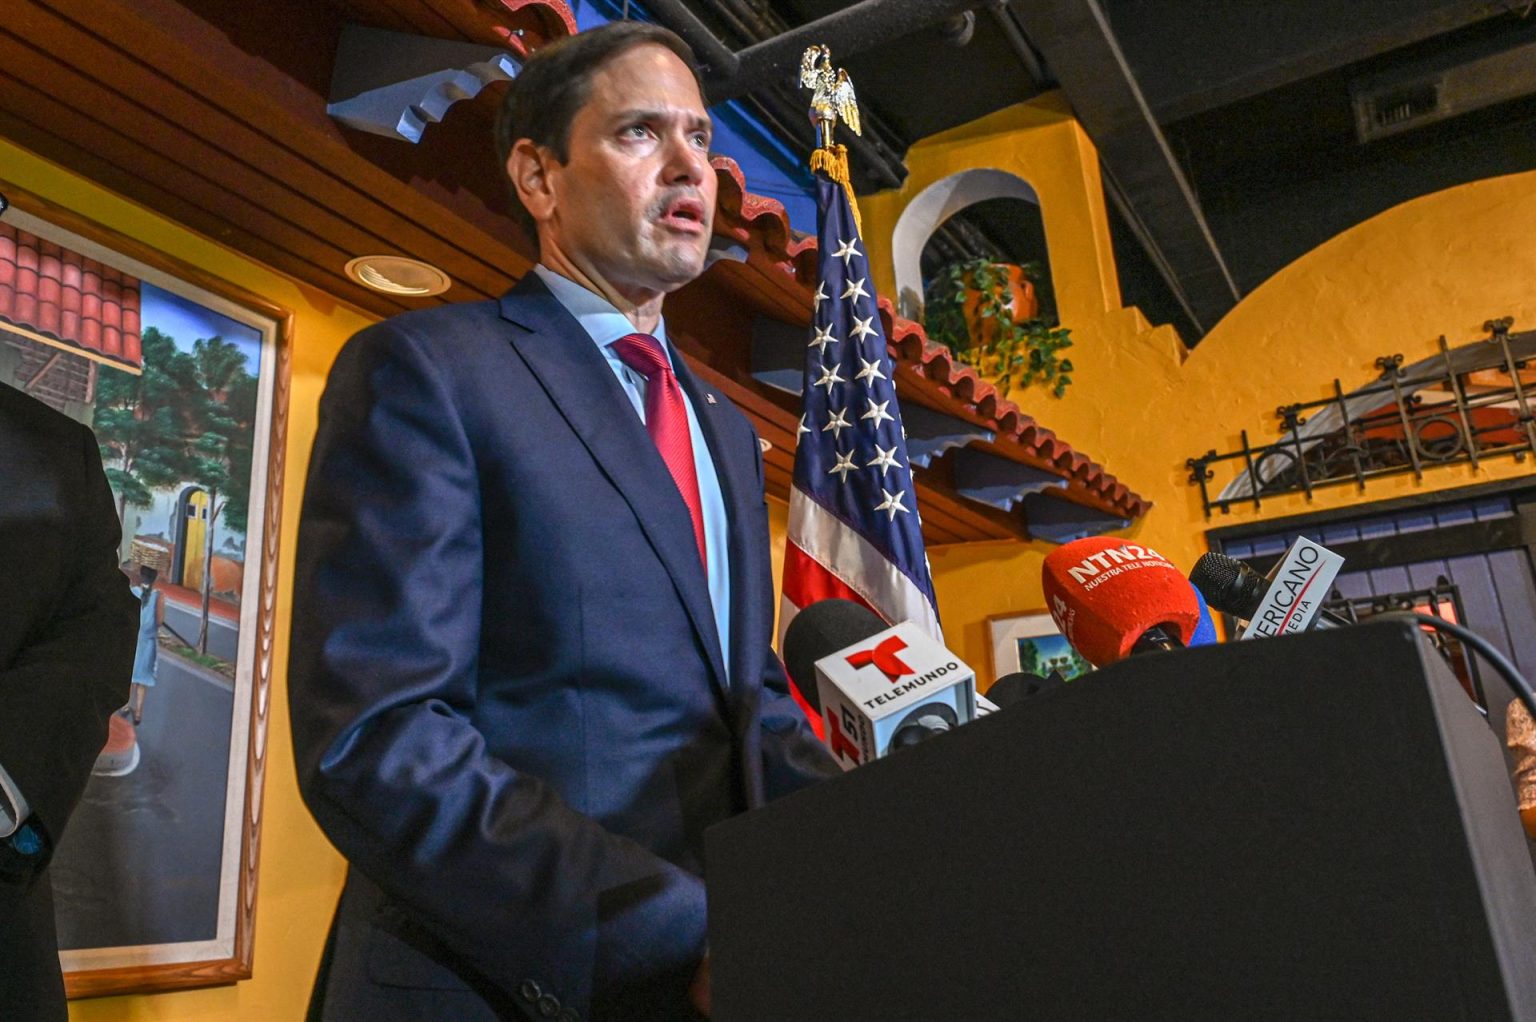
[
  {"xmin": 9, "ymin": 0, "xmax": 1531, "ymax": 346},
  {"xmin": 657, "ymin": 0, "xmax": 1536, "ymax": 342}
]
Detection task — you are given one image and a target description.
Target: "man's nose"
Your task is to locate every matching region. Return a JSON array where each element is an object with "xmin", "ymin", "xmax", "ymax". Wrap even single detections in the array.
[{"xmin": 663, "ymin": 133, "xmax": 709, "ymax": 185}]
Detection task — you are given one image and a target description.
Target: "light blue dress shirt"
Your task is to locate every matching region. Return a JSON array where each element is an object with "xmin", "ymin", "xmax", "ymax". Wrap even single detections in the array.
[{"xmin": 532, "ymin": 266, "xmax": 732, "ymax": 684}]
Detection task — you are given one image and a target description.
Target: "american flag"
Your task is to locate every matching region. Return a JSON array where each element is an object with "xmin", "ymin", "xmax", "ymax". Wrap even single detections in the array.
[{"xmin": 779, "ymin": 172, "xmax": 942, "ymax": 660}]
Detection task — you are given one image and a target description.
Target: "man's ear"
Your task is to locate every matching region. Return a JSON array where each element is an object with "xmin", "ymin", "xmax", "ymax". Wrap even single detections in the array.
[{"xmin": 508, "ymin": 139, "xmax": 558, "ymax": 224}]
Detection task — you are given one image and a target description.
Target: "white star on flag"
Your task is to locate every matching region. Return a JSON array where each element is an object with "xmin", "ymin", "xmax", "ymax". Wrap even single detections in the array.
[
  {"xmin": 821, "ymin": 407, "xmax": 852, "ymax": 437},
  {"xmin": 874, "ymin": 487, "xmax": 909, "ymax": 520},
  {"xmin": 861, "ymin": 398, "xmax": 894, "ymax": 428},
  {"xmin": 850, "ymin": 315, "xmax": 878, "ymax": 342},
  {"xmin": 841, "ymin": 277, "xmax": 869, "ymax": 302},
  {"xmin": 809, "ymin": 322, "xmax": 838, "ymax": 354},
  {"xmin": 813, "ymin": 281, "xmax": 828, "ymax": 311},
  {"xmin": 831, "ymin": 237, "xmax": 862, "ymax": 266},
  {"xmin": 813, "ymin": 364, "xmax": 845, "ymax": 393},
  {"xmin": 827, "ymin": 449, "xmax": 859, "ymax": 482},
  {"xmin": 867, "ymin": 444, "xmax": 901, "ymax": 476},
  {"xmin": 797, "ymin": 414, "xmax": 810, "ymax": 438},
  {"xmin": 854, "ymin": 356, "xmax": 886, "ymax": 384}
]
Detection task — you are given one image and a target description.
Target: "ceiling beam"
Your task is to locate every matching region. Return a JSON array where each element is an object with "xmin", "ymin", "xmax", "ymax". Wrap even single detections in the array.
[
  {"xmin": 1106, "ymin": 0, "xmax": 1505, "ymax": 124},
  {"xmin": 1007, "ymin": 0, "xmax": 1240, "ymax": 336},
  {"xmin": 705, "ymin": 0, "xmax": 983, "ymax": 103}
]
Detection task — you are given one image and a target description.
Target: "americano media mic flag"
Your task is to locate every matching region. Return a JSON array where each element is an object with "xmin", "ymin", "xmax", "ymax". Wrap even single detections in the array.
[{"xmin": 779, "ymin": 163, "xmax": 942, "ymax": 668}]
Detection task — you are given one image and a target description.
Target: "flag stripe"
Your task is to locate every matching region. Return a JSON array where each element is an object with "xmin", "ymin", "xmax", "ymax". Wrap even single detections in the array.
[
  {"xmin": 786, "ymin": 489, "xmax": 941, "ymax": 636},
  {"xmin": 781, "ymin": 537, "xmax": 875, "ymax": 614}
]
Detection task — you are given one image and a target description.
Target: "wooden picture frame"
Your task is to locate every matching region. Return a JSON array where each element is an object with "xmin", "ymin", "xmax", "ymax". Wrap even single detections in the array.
[
  {"xmin": 0, "ymin": 182, "xmax": 289, "ymax": 998},
  {"xmin": 986, "ymin": 609, "xmax": 1093, "ymax": 685}
]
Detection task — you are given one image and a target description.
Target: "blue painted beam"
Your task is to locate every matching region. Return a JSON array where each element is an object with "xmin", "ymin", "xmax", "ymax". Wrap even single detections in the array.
[
  {"xmin": 1022, "ymin": 492, "xmax": 1130, "ymax": 545},
  {"xmin": 900, "ymin": 404, "xmax": 995, "ymax": 469},
  {"xmin": 749, "ymin": 315, "xmax": 807, "ymax": 396},
  {"xmin": 950, "ymin": 448, "xmax": 1065, "ymax": 511},
  {"xmin": 327, "ymin": 24, "xmax": 521, "ymax": 144}
]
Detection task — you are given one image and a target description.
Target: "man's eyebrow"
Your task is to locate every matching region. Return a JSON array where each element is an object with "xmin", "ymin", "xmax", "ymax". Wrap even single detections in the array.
[{"xmin": 610, "ymin": 108, "xmax": 713, "ymax": 134}]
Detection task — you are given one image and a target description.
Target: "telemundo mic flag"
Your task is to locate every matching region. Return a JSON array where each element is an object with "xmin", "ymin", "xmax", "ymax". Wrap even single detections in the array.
[{"xmin": 779, "ymin": 171, "xmax": 941, "ymax": 659}]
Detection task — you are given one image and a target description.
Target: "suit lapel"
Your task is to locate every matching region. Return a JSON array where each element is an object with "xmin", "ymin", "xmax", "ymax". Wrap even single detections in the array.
[{"xmin": 498, "ymin": 277, "xmax": 729, "ymax": 697}]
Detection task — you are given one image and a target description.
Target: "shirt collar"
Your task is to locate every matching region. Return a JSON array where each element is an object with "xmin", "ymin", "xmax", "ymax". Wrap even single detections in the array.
[{"xmin": 532, "ymin": 264, "xmax": 673, "ymax": 367}]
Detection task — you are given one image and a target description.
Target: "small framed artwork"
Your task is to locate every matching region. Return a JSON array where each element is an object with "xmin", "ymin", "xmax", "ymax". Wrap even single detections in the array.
[
  {"xmin": 986, "ymin": 610, "xmax": 1093, "ymax": 684},
  {"xmin": 0, "ymin": 184, "xmax": 290, "ymax": 998}
]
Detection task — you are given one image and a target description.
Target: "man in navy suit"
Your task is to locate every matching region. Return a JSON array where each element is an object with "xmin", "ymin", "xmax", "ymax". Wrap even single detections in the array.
[{"xmin": 289, "ymin": 21, "xmax": 839, "ymax": 1022}]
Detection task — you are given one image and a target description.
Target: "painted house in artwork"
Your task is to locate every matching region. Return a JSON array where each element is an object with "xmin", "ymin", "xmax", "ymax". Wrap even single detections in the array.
[{"xmin": 0, "ymin": 221, "xmax": 254, "ymax": 630}]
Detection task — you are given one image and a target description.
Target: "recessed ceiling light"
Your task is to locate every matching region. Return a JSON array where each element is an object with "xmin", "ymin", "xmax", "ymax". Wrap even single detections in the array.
[{"xmin": 344, "ymin": 255, "xmax": 451, "ymax": 297}]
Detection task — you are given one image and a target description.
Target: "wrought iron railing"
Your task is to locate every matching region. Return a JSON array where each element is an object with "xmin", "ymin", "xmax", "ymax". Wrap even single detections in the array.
[
  {"xmin": 1187, "ymin": 318, "xmax": 1536, "ymax": 516},
  {"xmin": 1322, "ymin": 579, "xmax": 1484, "ymax": 710}
]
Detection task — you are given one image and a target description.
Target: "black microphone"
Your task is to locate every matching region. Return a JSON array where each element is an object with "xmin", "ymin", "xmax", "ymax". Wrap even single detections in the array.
[
  {"xmin": 1191, "ymin": 548, "xmax": 1352, "ymax": 631},
  {"xmin": 783, "ymin": 599, "xmax": 886, "ymax": 714},
  {"xmin": 985, "ymin": 671, "xmax": 1066, "ymax": 708},
  {"xmin": 888, "ymin": 702, "xmax": 960, "ymax": 750},
  {"xmin": 783, "ymin": 599, "xmax": 977, "ymax": 767}
]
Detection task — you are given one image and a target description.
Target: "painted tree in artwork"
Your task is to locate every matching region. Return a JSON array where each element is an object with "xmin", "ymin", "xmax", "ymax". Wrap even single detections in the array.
[
  {"xmin": 185, "ymin": 336, "xmax": 257, "ymax": 655},
  {"xmin": 92, "ymin": 326, "xmax": 198, "ymax": 520}
]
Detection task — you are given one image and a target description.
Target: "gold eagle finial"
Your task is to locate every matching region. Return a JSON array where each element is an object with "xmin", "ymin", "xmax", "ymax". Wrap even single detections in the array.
[{"xmin": 799, "ymin": 44, "xmax": 861, "ymax": 148}]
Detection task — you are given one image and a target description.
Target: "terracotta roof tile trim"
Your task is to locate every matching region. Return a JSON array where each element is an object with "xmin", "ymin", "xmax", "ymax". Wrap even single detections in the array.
[{"xmin": 710, "ymin": 157, "xmax": 1150, "ymax": 520}]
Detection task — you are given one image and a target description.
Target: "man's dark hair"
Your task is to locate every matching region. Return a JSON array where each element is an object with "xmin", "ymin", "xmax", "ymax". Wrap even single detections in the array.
[{"xmin": 495, "ymin": 22, "xmax": 702, "ymax": 243}]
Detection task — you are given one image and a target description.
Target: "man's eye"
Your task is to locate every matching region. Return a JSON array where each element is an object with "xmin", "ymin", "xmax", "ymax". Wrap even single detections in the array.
[
  {"xmin": 691, "ymin": 133, "xmax": 710, "ymax": 149},
  {"xmin": 623, "ymin": 124, "xmax": 652, "ymax": 139}
]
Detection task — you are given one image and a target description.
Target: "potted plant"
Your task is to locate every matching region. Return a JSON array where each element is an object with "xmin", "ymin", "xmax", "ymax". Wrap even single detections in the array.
[{"xmin": 923, "ymin": 258, "xmax": 1074, "ymax": 398}]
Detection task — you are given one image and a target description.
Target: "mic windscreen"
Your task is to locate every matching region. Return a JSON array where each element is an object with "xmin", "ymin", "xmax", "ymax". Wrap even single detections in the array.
[
  {"xmin": 985, "ymin": 671, "xmax": 1064, "ymax": 707},
  {"xmin": 783, "ymin": 599, "xmax": 886, "ymax": 712},
  {"xmin": 1188, "ymin": 583, "xmax": 1218, "ymax": 647},
  {"xmin": 1041, "ymin": 537, "xmax": 1201, "ymax": 667},
  {"xmin": 1189, "ymin": 551, "xmax": 1265, "ymax": 619}
]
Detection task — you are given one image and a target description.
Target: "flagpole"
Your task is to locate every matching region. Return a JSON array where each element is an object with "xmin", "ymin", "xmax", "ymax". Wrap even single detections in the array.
[{"xmin": 778, "ymin": 43, "xmax": 943, "ymax": 685}]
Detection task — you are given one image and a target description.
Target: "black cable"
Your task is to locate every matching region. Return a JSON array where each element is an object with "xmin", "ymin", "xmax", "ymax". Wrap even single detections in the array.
[{"xmin": 1375, "ymin": 611, "xmax": 1536, "ymax": 721}]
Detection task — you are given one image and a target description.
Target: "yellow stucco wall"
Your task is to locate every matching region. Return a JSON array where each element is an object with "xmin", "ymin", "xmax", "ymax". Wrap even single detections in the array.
[{"xmin": 862, "ymin": 93, "xmax": 1536, "ymax": 678}]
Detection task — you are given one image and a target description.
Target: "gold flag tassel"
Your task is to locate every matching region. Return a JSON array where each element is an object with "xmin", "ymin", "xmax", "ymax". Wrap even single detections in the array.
[
  {"xmin": 810, "ymin": 143, "xmax": 862, "ymax": 238},
  {"xmin": 801, "ymin": 44, "xmax": 865, "ymax": 237}
]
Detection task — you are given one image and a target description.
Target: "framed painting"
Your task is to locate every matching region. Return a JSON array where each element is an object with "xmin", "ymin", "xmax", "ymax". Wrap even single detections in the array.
[
  {"xmin": 986, "ymin": 610, "xmax": 1093, "ymax": 684},
  {"xmin": 0, "ymin": 183, "xmax": 290, "ymax": 997}
]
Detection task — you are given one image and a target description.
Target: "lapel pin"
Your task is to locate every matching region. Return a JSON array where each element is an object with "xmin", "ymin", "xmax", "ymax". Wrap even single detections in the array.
[{"xmin": 705, "ymin": 393, "xmax": 717, "ymax": 405}]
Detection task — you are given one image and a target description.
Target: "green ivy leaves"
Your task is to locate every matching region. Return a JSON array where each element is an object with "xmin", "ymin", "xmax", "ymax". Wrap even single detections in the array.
[{"xmin": 922, "ymin": 258, "xmax": 1074, "ymax": 398}]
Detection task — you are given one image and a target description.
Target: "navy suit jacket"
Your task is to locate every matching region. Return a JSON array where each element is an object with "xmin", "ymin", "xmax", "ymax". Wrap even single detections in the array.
[{"xmin": 289, "ymin": 274, "xmax": 838, "ymax": 1022}]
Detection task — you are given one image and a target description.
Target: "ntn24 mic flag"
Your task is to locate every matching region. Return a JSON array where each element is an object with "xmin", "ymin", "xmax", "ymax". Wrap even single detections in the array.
[{"xmin": 1041, "ymin": 536, "xmax": 1201, "ymax": 666}]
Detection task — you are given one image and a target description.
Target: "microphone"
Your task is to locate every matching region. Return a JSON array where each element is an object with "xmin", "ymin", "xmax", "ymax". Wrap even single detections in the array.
[
  {"xmin": 783, "ymin": 599, "xmax": 885, "ymax": 714},
  {"xmin": 1188, "ymin": 582, "xmax": 1218, "ymax": 647},
  {"xmin": 1040, "ymin": 537, "xmax": 1202, "ymax": 667},
  {"xmin": 1190, "ymin": 537, "xmax": 1346, "ymax": 638},
  {"xmin": 985, "ymin": 671, "xmax": 1066, "ymax": 708},
  {"xmin": 785, "ymin": 600, "xmax": 978, "ymax": 770},
  {"xmin": 888, "ymin": 702, "xmax": 960, "ymax": 751}
]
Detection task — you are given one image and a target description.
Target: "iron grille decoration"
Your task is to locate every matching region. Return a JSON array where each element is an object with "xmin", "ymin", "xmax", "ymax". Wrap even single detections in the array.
[
  {"xmin": 1322, "ymin": 578, "xmax": 1484, "ymax": 710},
  {"xmin": 1188, "ymin": 318, "xmax": 1536, "ymax": 516}
]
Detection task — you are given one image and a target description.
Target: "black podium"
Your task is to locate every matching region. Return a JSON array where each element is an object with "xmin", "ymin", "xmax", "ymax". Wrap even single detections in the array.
[{"xmin": 706, "ymin": 621, "xmax": 1536, "ymax": 1020}]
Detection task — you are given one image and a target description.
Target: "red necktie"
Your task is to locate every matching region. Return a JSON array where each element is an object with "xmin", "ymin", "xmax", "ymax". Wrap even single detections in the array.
[{"xmin": 611, "ymin": 333, "xmax": 708, "ymax": 570}]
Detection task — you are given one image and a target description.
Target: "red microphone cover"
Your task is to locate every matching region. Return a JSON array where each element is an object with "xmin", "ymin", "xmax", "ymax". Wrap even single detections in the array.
[{"xmin": 1041, "ymin": 537, "xmax": 1201, "ymax": 667}]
